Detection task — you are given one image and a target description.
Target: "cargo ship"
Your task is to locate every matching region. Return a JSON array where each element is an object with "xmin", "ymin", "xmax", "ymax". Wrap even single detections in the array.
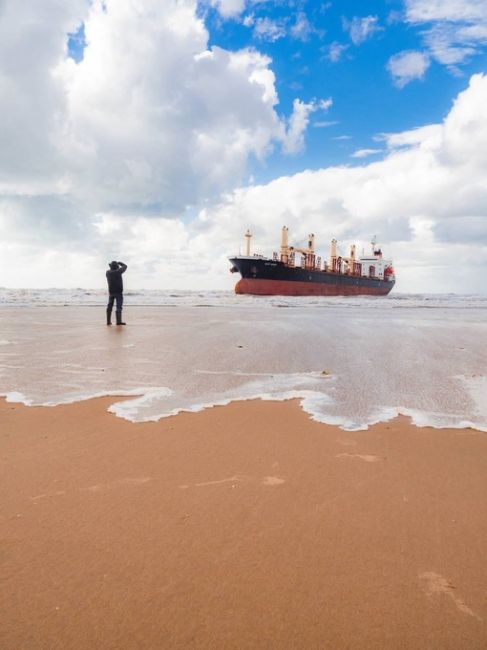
[{"xmin": 229, "ymin": 226, "xmax": 395, "ymax": 296}]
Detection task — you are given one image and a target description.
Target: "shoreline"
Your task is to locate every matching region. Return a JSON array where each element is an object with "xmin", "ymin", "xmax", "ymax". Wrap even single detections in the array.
[
  {"xmin": 2, "ymin": 396, "xmax": 487, "ymax": 648},
  {"xmin": 2, "ymin": 391, "xmax": 486, "ymax": 433}
]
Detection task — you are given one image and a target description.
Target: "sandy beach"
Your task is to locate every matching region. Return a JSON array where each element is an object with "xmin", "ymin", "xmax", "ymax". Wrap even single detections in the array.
[{"xmin": 2, "ymin": 396, "xmax": 487, "ymax": 649}]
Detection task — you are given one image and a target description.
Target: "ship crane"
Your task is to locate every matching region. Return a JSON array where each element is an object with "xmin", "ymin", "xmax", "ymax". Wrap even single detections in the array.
[
  {"xmin": 330, "ymin": 240, "xmax": 362, "ymax": 275},
  {"xmin": 286, "ymin": 232, "xmax": 317, "ymax": 269},
  {"xmin": 343, "ymin": 244, "xmax": 362, "ymax": 275}
]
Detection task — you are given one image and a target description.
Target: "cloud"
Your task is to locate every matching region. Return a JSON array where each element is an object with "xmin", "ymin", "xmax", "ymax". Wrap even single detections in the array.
[
  {"xmin": 290, "ymin": 12, "xmax": 315, "ymax": 42},
  {"xmin": 209, "ymin": 0, "xmax": 246, "ymax": 19},
  {"xmin": 351, "ymin": 148, "xmax": 383, "ymax": 159},
  {"xmin": 422, "ymin": 24, "xmax": 477, "ymax": 66},
  {"xmin": 378, "ymin": 124, "xmax": 441, "ymax": 149},
  {"xmin": 387, "ymin": 50, "xmax": 430, "ymax": 87},
  {"xmin": 252, "ymin": 16, "xmax": 287, "ymax": 41},
  {"xmin": 343, "ymin": 15, "xmax": 382, "ymax": 45},
  {"xmin": 326, "ymin": 41, "xmax": 349, "ymax": 62},
  {"xmin": 405, "ymin": 0, "xmax": 487, "ymax": 23},
  {"xmin": 250, "ymin": 11, "xmax": 320, "ymax": 43},
  {"xmin": 58, "ymin": 2, "xmax": 291, "ymax": 213},
  {"xmin": 0, "ymin": 0, "xmax": 89, "ymax": 186},
  {"xmin": 404, "ymin": 0, "xmax": 487, "ymax": 67},
  {"xmin": 282, "ymin": 98, "xmax": 332, "ymax": 154},
  {"xmin": 0, "ymin": 0, "xmax": 319, "ymax": 227}
]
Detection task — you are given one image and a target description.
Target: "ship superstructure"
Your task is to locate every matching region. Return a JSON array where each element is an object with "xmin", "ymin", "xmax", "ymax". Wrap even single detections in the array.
[{"xmin": 229, "ymin": 226, "xmax": 395, "ymax": 296}]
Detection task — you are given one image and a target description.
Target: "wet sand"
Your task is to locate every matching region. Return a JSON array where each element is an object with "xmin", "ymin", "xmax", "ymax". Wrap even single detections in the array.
[{"xmin": 1, "ymin": 397, "xmax": 487, "ymax": 649}]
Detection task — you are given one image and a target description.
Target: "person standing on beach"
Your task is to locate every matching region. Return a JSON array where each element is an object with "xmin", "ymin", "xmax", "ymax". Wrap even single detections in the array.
[{"xmin": 106, "ymin": 261, "xmax": 128, "ymax": 326}]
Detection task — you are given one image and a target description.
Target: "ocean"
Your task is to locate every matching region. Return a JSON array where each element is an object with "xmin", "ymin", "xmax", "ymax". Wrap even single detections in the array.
[{"xmin": 0, "ymin": 289, "xmax": 486, "ymax": 431}]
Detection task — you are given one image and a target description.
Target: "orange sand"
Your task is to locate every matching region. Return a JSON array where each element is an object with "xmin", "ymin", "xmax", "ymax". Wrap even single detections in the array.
[{"xmin": 1, "ymin": 397, "xmax": 487, "ymax": 649}]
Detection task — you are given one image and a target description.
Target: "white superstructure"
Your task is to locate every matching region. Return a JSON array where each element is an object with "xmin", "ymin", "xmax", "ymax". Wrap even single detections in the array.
[{"xmin": 358, "ymin": 238, "xmax": 394, "ymax": 280}]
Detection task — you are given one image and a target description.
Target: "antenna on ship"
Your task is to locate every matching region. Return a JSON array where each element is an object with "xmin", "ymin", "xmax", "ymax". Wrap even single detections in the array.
[
  {"xmin": 371, "ymin": 235, "xmax": 382, "ymax": 258},
  {"xmin": 245, "ymin": 229, "xmax": 252, "ymax": 256}
]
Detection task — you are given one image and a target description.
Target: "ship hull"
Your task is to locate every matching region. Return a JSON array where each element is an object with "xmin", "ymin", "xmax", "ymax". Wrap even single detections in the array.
[{"xmin": 230, "ymin": 257, "xmax": 395, "ymax": 296}]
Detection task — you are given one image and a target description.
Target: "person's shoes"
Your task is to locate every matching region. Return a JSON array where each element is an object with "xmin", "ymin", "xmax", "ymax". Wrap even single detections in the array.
[
  {"xmin": 106, "ymin": 308, "xmax": 112, "ymax": 326},
  {"xmin": 115, "ymin": 310, "xmax": 126, "ymax": 326}
]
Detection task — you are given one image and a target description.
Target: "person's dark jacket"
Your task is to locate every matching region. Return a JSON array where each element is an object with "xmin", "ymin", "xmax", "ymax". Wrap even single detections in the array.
[{"xmin": 106, "ymin": 262, "xmax": 127, "ymax": 294}]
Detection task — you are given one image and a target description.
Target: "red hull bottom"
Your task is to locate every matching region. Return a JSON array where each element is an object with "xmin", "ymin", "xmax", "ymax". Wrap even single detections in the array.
[{"xmin": 235, "ymin": 278, "xmax": 393, "ymax": 296}]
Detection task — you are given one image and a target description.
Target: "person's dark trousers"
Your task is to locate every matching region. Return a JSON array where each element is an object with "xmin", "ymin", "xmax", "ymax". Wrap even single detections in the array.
[{"xmin": 107, "ymin": 293, "xmax": 124, "ymax": 325}]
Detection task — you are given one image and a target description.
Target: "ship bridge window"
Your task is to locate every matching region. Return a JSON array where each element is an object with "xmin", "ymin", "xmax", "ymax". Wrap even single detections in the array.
[{"xmin": 369, "ymin": 265, "xmax": 375, "ymax": 277}]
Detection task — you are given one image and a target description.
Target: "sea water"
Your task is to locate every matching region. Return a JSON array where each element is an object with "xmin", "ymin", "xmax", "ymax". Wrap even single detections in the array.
[{"xmin": 0, "ymin": 290, "xmax": 486, "ymax": 431}]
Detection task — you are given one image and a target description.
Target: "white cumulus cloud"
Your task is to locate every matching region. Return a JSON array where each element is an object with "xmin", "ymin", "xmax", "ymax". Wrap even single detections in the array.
[{"xmin": 0, "ymin": 0, "xmax": 319, "ymax": 241}]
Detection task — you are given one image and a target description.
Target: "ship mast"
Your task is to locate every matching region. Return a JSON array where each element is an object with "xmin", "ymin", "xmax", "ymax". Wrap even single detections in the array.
[
  {"xmin": 245, "ymin": 229, "xmax": 252, "ymax": 256},
  {"xmin": 280, "ymin": 226, "xmax": 289, "ymax": 263},
  {"xmin": 330, "ymin": 238, "xmax": 337, "ymax": 272}
]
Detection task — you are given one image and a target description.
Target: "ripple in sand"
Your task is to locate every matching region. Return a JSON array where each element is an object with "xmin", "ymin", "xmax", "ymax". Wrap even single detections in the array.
[
  {"xmin": 335, "ymin": 453, "xmax": 383, "ymax": 463},
  {"xmin": 179, "ymin": 475, "xmax": 245, "ymax": 489},
  {"xmin": 30, "ymin": 490, "xmax": 66, "ymax": 502},
  {"xmin": 178, "ymin": 474, "xmax": 285, "ymax": 489},
  {"xmin": 262, "ymin": 476, "xmax": 285, "ymax": 486},
  {"xmin": 82, "ymin": 477, "xmax": 152, "ymax": 492}
]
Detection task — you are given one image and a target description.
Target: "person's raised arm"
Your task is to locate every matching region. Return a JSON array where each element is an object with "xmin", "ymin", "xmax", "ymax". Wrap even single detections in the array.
[{"xmin": 117, "ymin": 261, "xmax": 127, "ymax": 273}]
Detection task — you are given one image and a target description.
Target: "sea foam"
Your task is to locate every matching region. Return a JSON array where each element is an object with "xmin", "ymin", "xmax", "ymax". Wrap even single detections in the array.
[{"xmin": 0, "ymin": 294, "xmax": 486, "ymax": 431}]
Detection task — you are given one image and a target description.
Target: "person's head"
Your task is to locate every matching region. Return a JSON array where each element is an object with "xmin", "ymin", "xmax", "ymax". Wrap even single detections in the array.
[{"xmin": 109, "ymin": 261, "xmax": 119, "ymax": 270}]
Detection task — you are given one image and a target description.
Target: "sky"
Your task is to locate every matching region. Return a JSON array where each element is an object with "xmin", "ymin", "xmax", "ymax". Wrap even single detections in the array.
[{"xmin": 0, "ymin": 0, "xmax": 487, "ymax": 293}]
